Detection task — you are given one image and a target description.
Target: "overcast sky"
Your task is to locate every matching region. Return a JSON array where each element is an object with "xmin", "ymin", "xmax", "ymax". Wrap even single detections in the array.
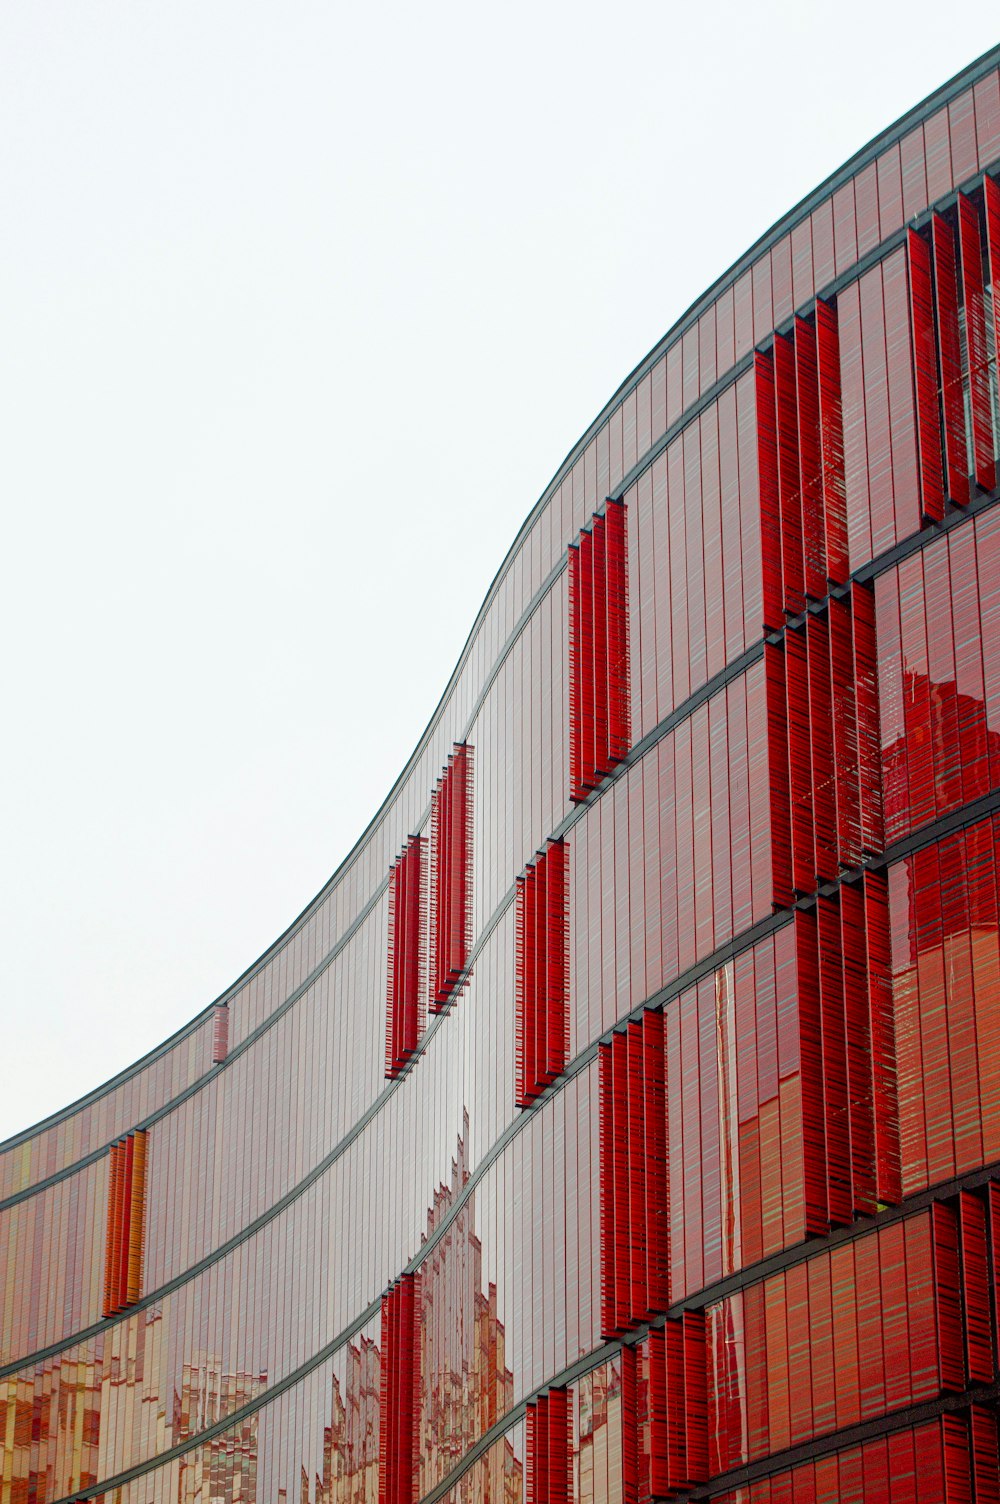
[{"xmin": 2, "ymin": 3, "xmax": 996, "ymax": 1144}]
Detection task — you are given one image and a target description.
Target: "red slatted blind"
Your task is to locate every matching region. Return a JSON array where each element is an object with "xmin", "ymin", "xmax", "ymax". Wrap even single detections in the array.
[
  {"xmin": 957, "ymin": 192, "xmax": 996, "ymax": 493},
  {"xmin": 932, "ymin": 212, "xmax": 971, "ymax": 507},
  {"xmin": 430, "ymin": 742, "xmax": 473, "ymax": 1011},
  {"xmin": 642, "ymin": 1312, "xmax": 708, "ymax": 1498},
  {"xmin": 568, "ymin": 498, "xmax": 630, "ymax": 801},
  {"xmin": 385, "ymin": 835, "xmax": 425, "ymax": 1079},
  {"xmin": 515, "ymin": 838, "xmax": 568, "ymax": 1107},
  {"xmin": 908, "ymin": 224, "xmax": 946, "ymax": 522},
  {"xmin": 525, "ymin": 1389, "xmax": 570, "ymax": 1504},
  {"xmin": 598, "ymin": 1010, "xmax": 669, "ymax": 1337},
  {"xmin": 379, "ymin": 1275, "xmax": 420, "ymax": 1504},
  {"xmin": 211, "ymin": 1004, "xmax": 229, "ymax": 1065},
  {"xmin": 102, "ymin": 1129, "xmax": 147, "ymax": 1319}
]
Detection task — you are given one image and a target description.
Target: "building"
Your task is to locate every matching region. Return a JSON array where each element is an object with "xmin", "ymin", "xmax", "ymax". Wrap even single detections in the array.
[{"xmin": 4, "ymin": 45, "xmax": 1000, "ymax": 1504}]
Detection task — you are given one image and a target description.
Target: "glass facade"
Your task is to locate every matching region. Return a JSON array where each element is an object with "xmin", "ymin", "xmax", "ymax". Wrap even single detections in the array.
[{"xmin": 4, "ymin": 49, "xmax": 1000, "ymax": 1504}]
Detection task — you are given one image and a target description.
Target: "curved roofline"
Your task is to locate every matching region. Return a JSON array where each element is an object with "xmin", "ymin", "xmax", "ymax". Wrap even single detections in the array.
[{"xmin": 7, "ymin": 41, "xmax": 1000, "ymax": 1154}]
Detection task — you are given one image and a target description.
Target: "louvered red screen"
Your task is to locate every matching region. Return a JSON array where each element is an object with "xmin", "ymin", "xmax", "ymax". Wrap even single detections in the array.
[
  {"xmin": 598, "ymin": 1010, "xmax": 668, "ymax": 1338},
  {"xmin": 642, "ymin": 1312, "xmax": 708, "ymax": 1498},
  {"xmin": 525, "ymin": 1388, "xmax": 570, "ymax": 1504},
  {"xmin": 386, "ymin": 835, "xmax": 425, "ymax": 1079},
  {"xmin": 379, "ymin": 1274, "xmax": 421, "ymax": 1504},
  {"xmin": 793, "ymin": 870, "xmax": 899, "ymax": 1235},
  {"xmin": 908, "ymin": 223, "xmax": 947, "ymax": 523},
  {"xmin": 765, "ymin": 583, "xmax": 884, "ymax": 905},
  {"xmin": 568, "ymin": 497, "xmax": 630, "ymax": 802},
  {"xmin": 515, "ymin": 838, "xmax": 568, "ymax": 1108},
  {"xmin": 430, "ymin": 742, "xmax": 473, "ymax": 1011},
  {"xmin": 932, "ymin": 211, "xmax": 970, "ymax": 509},
  {"xmin": 958, "ymin": 193, "xmax": 996, "ymax": 494},
  {"xmin": 102, "ymin": 1129, "xmax": 148, "ymax": 1319}
]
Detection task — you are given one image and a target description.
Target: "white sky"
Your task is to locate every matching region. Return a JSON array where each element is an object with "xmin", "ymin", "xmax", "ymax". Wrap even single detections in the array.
[{"xmin": 1, "ymin": 3, "xmax": 996, "ymax": 1144}]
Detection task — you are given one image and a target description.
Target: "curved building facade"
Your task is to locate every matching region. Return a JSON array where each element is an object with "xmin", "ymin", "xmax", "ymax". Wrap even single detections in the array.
[{"xmin": 7, "ymin": 49, "xmax": 1000, "ymax": 1504}]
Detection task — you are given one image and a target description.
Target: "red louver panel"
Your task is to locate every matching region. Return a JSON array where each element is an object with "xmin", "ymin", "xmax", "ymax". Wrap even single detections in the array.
[
  {"xmin": 385, "ymin": 835, "xmax": 425, "ymax": 1079},
  {"xmin": 379, "ymin": 1275, "xmax": 420, "ymax": 1504},
  {"xmin": 644, "ymin": 1312, "xmax": 708, "ymax": 1498},
  {"xmin": 862, "ymin": 870, "xmax": 901, "ymax": 1206},
  {"xmin": 621, "ymin": 1345, "xmax": 639, "ymax": 1504},
  {"xmin": 784, "ymin": 627, "xmax": 814, "ymax": 895},
  {"xmin": 515, "ymin": 838, "xmax": 568, "ymax": 1107},
  {"xmin": 430, "ymin": 742, "xmax": 473, "ymax": 1011},
  {"xmin": 958, "ymin": 193, "xmax": 996, "ymax": 493},
  {"xmin": 598, "ymin": 1010, "xmax": 668, "ymax": 1338},
  {"xmin": 568, "ymin": 498, "xmax": 630, "ymax": 801},
  {"xmin": 971, "ymin": 1408, "xmax": 1000, "ymax": 1504},
  {"xmin": 795, "ymin": 313, "xmax": 827, "ymax": 600},
  {"xmin": 755, "ymin": 349, "xmax": 784, "ymax": 633},
  {"xmin": 815, "ymin": 298, "xmax": 849, "ymax": 585},
  {"xmin": 765, "ymin": 640, "xmax": 794, "ymax": 910},
  {"xmin": 102, "ymin": 1130, "xmax": 148, "ymax": 1319},
  {"xmin": 817, "ymin": 892, "xmax": 852, "ymax": 1226},
  {"xmin": 907, "ymin": 226, "xmax": 946, "ymax": 522},
  {"xmin": 774, "ymin": 330, "xmax": 805, "ymax": 615},
  {"xmin": 985, "ymin": 176, "xmax": 1000, "ymax": 418},
  {"xmin": 958, "ymin": 1192, "xmax": 994, "ymax": 1385},
  {"xmin": 807, "ymin": 610, "xmax": 837, "ymax": 883},
  {"xmin": 211, "ymin": 1004, "xmax": 229, "ymax": 1065},
  {"xmin": 932, "ymin": 212, "xmax": 971, "ymax": 507},
  {"xmin": 932, "ymin": 1201, "xmax": 966, "ymax": 1393},
  {"xmin": 525, "ymin": 1389, "xmax": 570, "ymax": 1504}
]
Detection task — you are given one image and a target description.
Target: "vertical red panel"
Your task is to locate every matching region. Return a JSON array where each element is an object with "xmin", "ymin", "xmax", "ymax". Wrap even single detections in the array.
[
  {"xmin": 784, "ymin": 628, "xmax": 814, "ymax": 894},
  {"xmin": 985, "ymin": 178, "xmax": 1000, "ymax": 435},
  {"xmin": 621, "ymin": 1346, "xmax": 640, "ymax": 1504},
  {"xmin": 795, "ymin": 314, "xmax": 827, "ymax": 599},
  {"xmin": 682, "ymin": 1310, "xmax": 708, "ymax": 1486},
  {"xmin": 385, "ymin": 835, "xmax": 425, "ymax": 1078},
  {"xmin": 942, "ymin": 1413, "xmax": 974, "ymax": 1504},
  {"xmin": 765, "ymin": 641, "xmax": 794, "ymax": 909},
  {"xmin": 612, "ymin": 1032, "xmax": 631, "ymax": 1333},
  {"xmin": 592, "ymin": 513, "xmax": 609, "ymax": 781},
  {"xmin": 546, "ymin": 1390, "xmax": 571, "ymax": 1504},
  {"xmin": 605, "ymin": 497, "xmax": 631, "ymax": 767},
  {"xmin": 908, "ymin": 226, "xmax": 946, "ymax": 522},
  {"xmin": 958, "ymin": 193, "xmax": 996, "ymax": 492},
  {"xmin": 756, "ymin": 350, "xmax": 785, "ymax": 633},
  {"xmin": 933, "ymin": 1201, "xmax": 967, "ymax": 1393},
  {"xmin": 103, "ymin": 1142, "xmax": 122, "ymax": 1319},
  {"xmin": 807, "ymin": 611, "xmax": 837, "ymax": 883},
  {"xmin": 971, "ymin": 1406, "xmax": 1000, "ymax": 1504},
  {"xmin": 431, "ymin": 743, "xmax": 473, "ymax": 1010},
  {"xmin": 815, "ymin": 298, "xmax": 849, "ymax": 585},
  {"xmin": 569, "ymin": 542, "xmax": 583, "ymax": 800},
  {"xmin": 116, "ymin": 1131, "xmax": 134, "ymax": 1312},
  {"xmin": 125, "ymin": 1130, "xmax": 147, "ymax": 1309},
  {"xmin": 959, "ymin": 1191, "xmax": 994, "ymax": 1385},
  {"xmin": 379, "ymin": 1274, "xmax": 420, "ymax": 1504},
  {"xmin": 643, "ymin": 1008, "xmax": 669, "ymax": 1313},
  {"xmin": 627, "ymin": 1020, "xmax": 647, "ymax": 1320},
  {"xmin": 933, "ymin": 212, "xmax": 971, "ymax": 506},
  {"xmin": 598, "ymin": 1042, "xmax": 616, "ymax": 1340},
  {"xmin": 774, "ymin": 331, "xmax": 806, "ymax": 615}
]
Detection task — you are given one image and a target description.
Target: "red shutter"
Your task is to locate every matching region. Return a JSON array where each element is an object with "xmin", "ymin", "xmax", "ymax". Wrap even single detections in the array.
[
  {"xmin": 430, "ymin": 743, "xmax": 473, "ymax": 1011},
  {"xmin": 756, "ymin": 349, "xmax": 785, "ymax": 633},
  {"xmin": 386, "ymin": 835, "xmax": 425, "ymax": 1079},
  {"xmin": 568, "ymin": 501, "xmax": 630, "ymax": 801},
  {"xmin": 957, "ymin": 193, "xmax": 996, "ymax": 492},
  {"xmin": 515, "ymin": 838, "xmax": 568, "ymax": 1107},
  {"xmin": 102, "ymin": 1130, "xmax": 148, "ymax": 1319},
  {"xmin": 378, "ymin": 1275, "xmax": 421, "ymax": 1504},
  {"xmin": 907, "ymin": 226, "xmax": 946, "ymax": 522},
  {"xmin": 795, "ymin": 313, "xmax": 827, "ymax": 600},
  {"xmin": 815, "ymin": 298, "xmax": 849, "ymax": 585},
  {"xmin": 932, "ymin": 212, "xmax": 971, "ymax": 507},
  {"xmin": 525, "ymin": 1389, "xmax": 570, "ymax": 1504}
]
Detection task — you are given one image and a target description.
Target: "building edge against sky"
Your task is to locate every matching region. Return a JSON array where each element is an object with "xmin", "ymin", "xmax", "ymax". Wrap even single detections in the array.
[{"xmin": 5, "ymin": 43, "xmax": 1000, "ymax": 1504}]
